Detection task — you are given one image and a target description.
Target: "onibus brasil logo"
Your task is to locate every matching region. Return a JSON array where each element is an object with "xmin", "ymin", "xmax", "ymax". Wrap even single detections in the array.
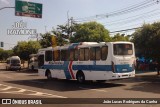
[{"xmin": 7, "ymin": 20, "xmax": 37, "ymax": 35}]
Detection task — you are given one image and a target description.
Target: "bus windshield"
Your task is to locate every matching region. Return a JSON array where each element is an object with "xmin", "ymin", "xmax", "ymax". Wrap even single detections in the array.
[
  {"xmin": 114, "ymin": 44, "xmax": 133, "ymax": 55},
  {"xmin": 11, "ymin": 59, "xmax": 20, "ymax": 64}
]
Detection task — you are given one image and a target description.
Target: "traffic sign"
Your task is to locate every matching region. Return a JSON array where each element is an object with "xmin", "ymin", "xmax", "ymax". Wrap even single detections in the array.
[{"xmin": 15, "ymin": 0, "xmax": 42, "ymax": 18}]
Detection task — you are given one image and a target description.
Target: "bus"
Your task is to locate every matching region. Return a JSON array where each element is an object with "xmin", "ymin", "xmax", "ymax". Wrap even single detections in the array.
[
  {"xmin": 29, "ymin": 54, "xmax": 38, "ymax": 71},
  {"xmin": 6, "ymin": 56, "xmax": 21, "ymax": 71},
  {"xmin": 38, "ymin": 42, "xmax": 136, "ymax": 83}
]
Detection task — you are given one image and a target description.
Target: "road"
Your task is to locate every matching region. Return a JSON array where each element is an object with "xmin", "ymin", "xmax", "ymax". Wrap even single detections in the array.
[{"xmin": 0, "ymin": 63, "xmax": 160, "ymax": 107}]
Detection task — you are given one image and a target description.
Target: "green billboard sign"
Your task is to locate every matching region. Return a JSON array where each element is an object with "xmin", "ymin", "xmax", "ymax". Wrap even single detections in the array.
[{"xmin": 15, "ymin": 0, "xmax": 42, "ymax": 18}]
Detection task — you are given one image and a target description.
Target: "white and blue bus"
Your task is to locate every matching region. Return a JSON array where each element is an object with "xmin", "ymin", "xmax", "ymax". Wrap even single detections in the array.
[{"xmin": 38, "ymin": 42, "xmax": 136, "ymax": 83}]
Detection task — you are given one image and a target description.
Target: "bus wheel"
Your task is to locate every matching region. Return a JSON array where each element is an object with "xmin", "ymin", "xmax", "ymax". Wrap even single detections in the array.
[
  {"xmin": 76, "ymin": 71, "xmax": 85, "ymax": 83},
  {"xmin": 46, "ymin": 70, "xmax": 52, "ymax": 80}
]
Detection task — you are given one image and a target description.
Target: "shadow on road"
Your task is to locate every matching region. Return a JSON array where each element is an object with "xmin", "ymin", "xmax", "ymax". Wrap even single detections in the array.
[
  {"xmin": 5, "ymin": 78, "xmax": 125, "ymax": 92},
  {"xmin": 127, "ymin": 75, "xmax": 160, "ymax": 94},
  {"xmin": 112, "ymin": 74, "xmax": 160, "ymax": 95}
]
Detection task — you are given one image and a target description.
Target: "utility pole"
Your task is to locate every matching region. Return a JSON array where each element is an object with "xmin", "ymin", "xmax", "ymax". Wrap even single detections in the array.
[
  {"xmin": 70, "ymin": 17, "xmax": 73, "ymax": 37},
  {"xmin": 36, "ymin": 34, "xmax": 39, "ymax": 41},
  {"xmin": 67, "ymin": 11, "xmax": 70, "ymax": 38},
  {"xmin": 67, "ymin": 11, "xmax": 74, "ymax": 38}
]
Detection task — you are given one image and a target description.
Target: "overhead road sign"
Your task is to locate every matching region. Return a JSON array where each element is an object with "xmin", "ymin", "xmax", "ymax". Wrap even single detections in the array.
[{"xmin": 15, "ymin": 0, "xmax": 42, "ymax": 18}]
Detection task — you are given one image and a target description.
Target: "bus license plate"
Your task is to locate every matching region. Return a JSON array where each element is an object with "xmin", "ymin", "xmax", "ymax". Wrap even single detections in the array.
[{"xmin": 122, "ymin": 69, "xmax": 127, "ymax": 71}]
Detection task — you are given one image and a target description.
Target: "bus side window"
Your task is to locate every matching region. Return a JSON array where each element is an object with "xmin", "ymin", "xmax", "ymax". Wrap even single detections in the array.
[
  {"xmin": 38, "ymin": 55, "xmax": 44, "ymax": 67},
  {"xmin": 61, "ymin": 50, "xmax": 69, "ymax": 61},
  {"xmin": 90, "ymin": 47, "xmax": 100, "ymax": 60},
  {"xmin": 53, "ymin": 50, "xmax": 60, "ymax": 61},
  {"xmin": 85, "ymin": 48, "xmax": 89, "ymax": 61},
  {"xmin": 70, "ymin": 49, "xmax": 74, "ymax": 61},
  {"xmin": 90, "ymin": 47, "xmax": 96, "ymax": 60},
  {"xmin": 79, "ymin": 48, "xmax": 89, "ymax": 61},
  {"xmin": 74, "ymin": 49, "xmax": 79, "ymax": 61},
  {"xmin": 79, "ymin": 48, "xmax": 84, "ymax": 61},
  {"xmin": 101, "ymin": 46, "xmax": 108, "ymax": 60},
  {"xmin": 96, "ymin": 47, "xmax": 101, "ymax": 60},
  {"xmin": 45, "ymin": 51, "xmax": 52, "ymax": 61}
]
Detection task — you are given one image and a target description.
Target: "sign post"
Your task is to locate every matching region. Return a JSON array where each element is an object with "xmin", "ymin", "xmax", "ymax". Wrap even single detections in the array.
[{"xmin": 15, "ymin": 0, "xmax": 42, "ymax": 18}]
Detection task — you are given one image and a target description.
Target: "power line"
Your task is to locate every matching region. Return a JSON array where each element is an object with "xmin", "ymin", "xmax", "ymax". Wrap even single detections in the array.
[
  {"xmin": 103, "ymin": 8, "xmax": 159, "ymax": 25},
  {"xmin": 75, "ymin": 0, "xmax": 150, "ymax": 21},
  {"xmin": 74, "ymin": 0, "xmax": 158, "ymax": 22},
  {"xmin": 104, "ymin": 9, "xmax": 160, "ymax": 26},
  {"xmin": 109, "ymin": 27, "xmax": 142, "ymax": 33},
  {"xmin": 109, "ymin": 17, "xmax": 160, "ymax": 32}
]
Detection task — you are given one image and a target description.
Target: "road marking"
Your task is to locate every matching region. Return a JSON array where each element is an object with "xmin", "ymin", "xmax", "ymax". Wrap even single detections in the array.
[
  {"xmin": 4, "ymin": 76, "xmax": 13, "ymax": 79},
  {"xmin": 15, "ymin": 89, "xmax": 26, "ymax": 92},
  {"xmin": 1, "ymin": 86, "xmax": 13, "ymax": 91},
  {"xmin": 0, "ymin": 83, "xmax": 67, "ymax": 98},
  {"xmin": 28, "ymin": 92, "xmax": 66, "ymax": 98},
  {"xmin": 79, "ymin": 87, "xmax": 107, "ymax": 92}
]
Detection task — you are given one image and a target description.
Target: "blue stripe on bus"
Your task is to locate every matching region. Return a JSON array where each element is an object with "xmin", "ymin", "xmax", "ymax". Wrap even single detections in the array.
[
  {"xmin": 63, "ymin": 61, "xmax": 72, "ymax": 79},
  {"xmin": 42, "ymin": 64, "xmax": 133, "ymax": 74},
  {"xmin": 61, "ymin": 43, "xmax": 80, "ymax": 79},
  {"xmin": 72, "ymin": 65, "xmax": 112, "ymax": 71}
]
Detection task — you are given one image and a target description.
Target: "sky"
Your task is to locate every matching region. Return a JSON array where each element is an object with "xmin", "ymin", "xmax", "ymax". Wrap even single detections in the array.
[{"xmin": 0, "ymin": 0, "xmax": 160, "ymax": 50}]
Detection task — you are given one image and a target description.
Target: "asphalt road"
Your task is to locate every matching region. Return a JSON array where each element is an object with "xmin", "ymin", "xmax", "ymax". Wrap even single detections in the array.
[{"xmin": 0, "ymin": 63, "xmax": 160, "ymax": 107}]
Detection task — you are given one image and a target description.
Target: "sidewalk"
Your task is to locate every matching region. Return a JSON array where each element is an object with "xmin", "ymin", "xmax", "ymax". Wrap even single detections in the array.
[
  {"xmin": 135, "ymin": 70, "xmax": 160, "ymax": 77},
  {"xmin": 135, "ymin": 70, "xmax": 157, "ymax": 74}
]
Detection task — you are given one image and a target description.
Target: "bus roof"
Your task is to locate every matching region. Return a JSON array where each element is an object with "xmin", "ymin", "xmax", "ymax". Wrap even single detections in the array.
[{"xmin": 38, "ymin": 42, "xmax": 133, "ymax": 51}]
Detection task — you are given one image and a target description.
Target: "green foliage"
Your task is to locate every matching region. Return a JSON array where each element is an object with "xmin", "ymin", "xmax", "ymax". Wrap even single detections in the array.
[
  {"xmin": 70, "ymin": 22, "xmax": 111, "ymax": 43},
  {"xmin": 111, "ymin": 33, "xmax": 130, "ymax": 42},
  {"xmin": 13, "ymin": 41, "xmax": 41, "ymax": 60},
  {"xmin": 39, "ymin": 28, "xmax": 69, "ymax": 48},
  {"xmin": 132, "ymin": 22, "xmax": 160, "ymax": 62},
  {"xmin": 39, "ymin": 33, "xmax": 52, "ymax": 48},
  {"xmin": 51, "ymin": 28, "xmax": 69, "ymax": 46},
  {"xmin": 0, "ymin": 49, "xmax": 13, "ymax": 61}
]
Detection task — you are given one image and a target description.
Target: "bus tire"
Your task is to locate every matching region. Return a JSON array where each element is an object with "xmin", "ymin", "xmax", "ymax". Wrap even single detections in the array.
[
  {"xmin": 46, "ymin": 70, "xmax": 52, "ymax": 80},
  {"xmin": 76, "ymin": 71, "xmax": 85, "ymax": 83}
]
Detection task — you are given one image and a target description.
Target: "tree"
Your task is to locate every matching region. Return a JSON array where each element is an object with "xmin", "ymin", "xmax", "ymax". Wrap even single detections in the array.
[
  {"xmin": 13, "ymin": 41, "xmax": 41, "ymax": 60},
  {"xmin": 70, "ymin": 22, "xmax": 111, "ymax": 43},
  {"xmin": 0, "ymin": 48, "xmax": 3, "ymax": 60},
  {"xmin": 111, "ymin": 33, "xmax": 129, "ymax": 41},
  {"xmin": 0, "ymin": 49, "xmax": 13, "ymax": 61},
  {"xmin": 39, "ymin": 28, "xmax": 69, "ymax": 48},
  {"xmin": 131, "ymin": 22, "xmax": 160, "ymax": 74},
  {"xmin": 51, "ymin": 28, "xmax": 69, "ymax": 46},
  {"xmin": 39, "ymin": 33, "xmax": 52, "ymax": 48}
]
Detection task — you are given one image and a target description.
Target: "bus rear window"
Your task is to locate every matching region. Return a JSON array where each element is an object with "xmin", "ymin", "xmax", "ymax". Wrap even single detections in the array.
[{"xmin": 114, "ymin": 44, "xmax": 133, "ymax": 55}]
